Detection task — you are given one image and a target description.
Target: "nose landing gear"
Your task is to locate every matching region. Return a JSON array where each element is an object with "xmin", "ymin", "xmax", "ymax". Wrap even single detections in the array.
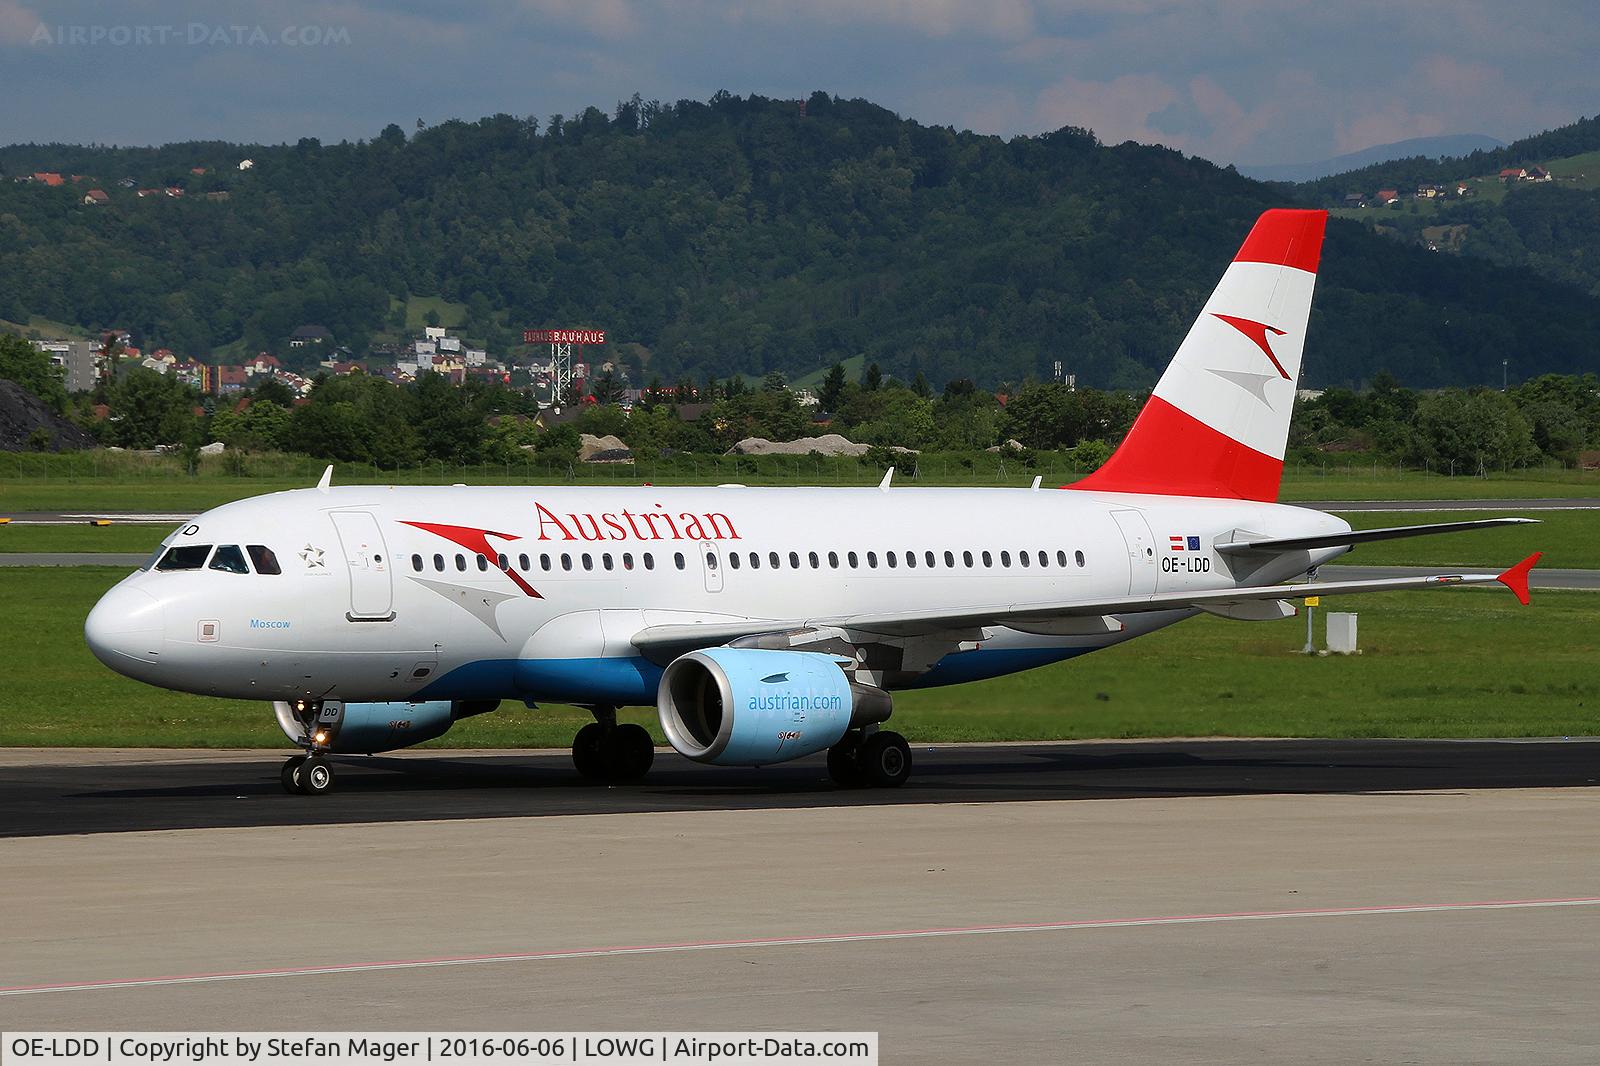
[
  {"xmin": 280, "ymin": 754, "xmax": 335, "ymax": 795},
  {"xmin": 572, "ymin": 706, "xmax": 655, "ymax": 783}
]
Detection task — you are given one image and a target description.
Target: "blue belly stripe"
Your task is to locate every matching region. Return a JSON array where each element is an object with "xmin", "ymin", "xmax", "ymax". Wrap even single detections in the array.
[{"xmin": 414, "ymin": 646, "xmax": 1096, "ymax": 706}]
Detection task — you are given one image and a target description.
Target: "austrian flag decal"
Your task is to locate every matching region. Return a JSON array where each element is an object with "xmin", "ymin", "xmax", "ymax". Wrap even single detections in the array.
[{"xmin": 1169, "ymin": 535, "xmax": 1201, "ymax": 551}]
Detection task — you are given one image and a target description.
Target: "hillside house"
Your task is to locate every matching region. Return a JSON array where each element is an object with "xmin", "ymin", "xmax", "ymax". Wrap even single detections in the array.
[
  {"xmin": 164, "ymin": 186, "xmax": 184, "ymax": 197},
  {"xmin": 1376, "ymin": 188, "xmax": 1400, "ymax": 204},
  {"xmin": 137, "ymin": 188, "xmax": 162, "ymax": 198},
  {"xmin": 1499, "ymin": 167, "xmax": 1527, "ymax": 181},
  {"xmin": 246, "ymin": 353, "xmax": 282, "ymax": 377},
  {"xmin": 33, "ymin": 172, "xmax": 63, "ymax": 186},
  {"xmin": 288, "ymin": 325, "xmax": 333, "ymax": 348},
  {"xmin": 82, "ymin": 188, "xmax": 110, "ymax": 205}
]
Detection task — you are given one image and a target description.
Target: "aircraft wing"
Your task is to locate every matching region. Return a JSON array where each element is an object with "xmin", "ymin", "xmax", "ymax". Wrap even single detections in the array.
[
  {"xmin": 631, "ymin": 553, "xmax": 1541, "ymax": 656},
  {"xmin": 1215, "ymin": 517, "xmax": 1537, "ymax": 556}
]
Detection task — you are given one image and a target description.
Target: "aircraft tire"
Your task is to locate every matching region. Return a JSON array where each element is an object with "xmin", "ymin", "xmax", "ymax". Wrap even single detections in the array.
[
  {"xmin": 299, "ymin": 758, "xmax": 335, "ymax": 795},
  {"xmin": 858, "ymin": 731, "xmax": 912, "ymax": 788},
  {"xmin": 572, "ymin": 723, "xmax": 608, "ymax": 780},
  {"xmin": 280, "ymin": 756, "xmax": 306, "ymax": 795},
  {"xmin": 604, "ymin": 723, "xmax": 655, "ymax": 782},
  {"xmin": 827, "ymin": 734, "xmax": 867, "ymax": 788}
]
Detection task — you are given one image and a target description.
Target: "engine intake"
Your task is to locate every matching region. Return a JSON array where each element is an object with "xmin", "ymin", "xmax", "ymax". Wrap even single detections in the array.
[{"xmin": 658, "ymin": 648, "xmax": 890, "ymax": 766}]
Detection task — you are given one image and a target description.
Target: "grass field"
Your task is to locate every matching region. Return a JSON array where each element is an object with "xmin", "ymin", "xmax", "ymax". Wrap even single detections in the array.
[
  {"xmin": 3, "ymin": 566, "xmax": 1592, "ymax": 748},
  {"xmin": 3, "ymin": 449, "xmax": 1598, "ymax": 513}
]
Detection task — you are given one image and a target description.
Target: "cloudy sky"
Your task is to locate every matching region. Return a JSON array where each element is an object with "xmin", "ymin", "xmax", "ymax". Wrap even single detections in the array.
[{"xmin": 2, "ymin": 0, "xmax": 1594, "ymax": 166}]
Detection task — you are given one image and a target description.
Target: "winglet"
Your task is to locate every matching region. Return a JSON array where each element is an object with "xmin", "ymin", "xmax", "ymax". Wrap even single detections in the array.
[
  {"xmin": 316, "ymin": 465, "xmax": 333, "ymax": 493},
  {"xmin": 879, "ymin": 468, "xmax": 894, "ymax": 492},
  {"xmin": 1496, "ymin": 551, "xmax": 1541, "ymax": 606}
]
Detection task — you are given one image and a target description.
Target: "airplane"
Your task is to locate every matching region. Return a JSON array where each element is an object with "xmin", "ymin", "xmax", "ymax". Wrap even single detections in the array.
[{"xmin": 84, "ymin": 208, "xmax": 1542, "ymax": 795}]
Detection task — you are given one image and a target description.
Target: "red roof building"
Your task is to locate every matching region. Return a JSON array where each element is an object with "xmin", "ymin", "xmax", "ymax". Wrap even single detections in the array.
[{"xmin": 33, "ymin": 172, "xmax": 63, "ymax": 186}]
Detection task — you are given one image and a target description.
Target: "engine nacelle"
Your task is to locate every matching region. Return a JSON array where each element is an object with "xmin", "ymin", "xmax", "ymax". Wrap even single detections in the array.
[
  {"xmin": 657, "ymin": 648, "xmax": 890, "ymax": 766},
  {"xmin": 273, "ymin": 699, "xmax": 499, "ymax": 754}
]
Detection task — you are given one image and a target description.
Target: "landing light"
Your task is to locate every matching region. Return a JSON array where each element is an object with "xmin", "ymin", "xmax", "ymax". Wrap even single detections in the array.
[{"xmin": 313, "ymin": 731, "xmax": 327, "ymax": 744}]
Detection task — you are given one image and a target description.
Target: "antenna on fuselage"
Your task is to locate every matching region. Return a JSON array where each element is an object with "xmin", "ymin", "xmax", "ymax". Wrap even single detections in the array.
[
  {"xmin": 878, "ymin": 467, "xmax": 894, "ymax": 492},
  {"xmin": 316, "ymin": 465, "xmax": 333, "ymax": 493},
  {"xmin": 1031, "ymin": 475, "xmax": 1042, "ymax": 490}
]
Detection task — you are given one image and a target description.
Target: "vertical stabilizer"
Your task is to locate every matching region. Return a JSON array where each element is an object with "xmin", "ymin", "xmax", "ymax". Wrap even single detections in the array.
[{"xmin": 1072, "ymin": 208, "xmax": 1327, "ymax": 501}]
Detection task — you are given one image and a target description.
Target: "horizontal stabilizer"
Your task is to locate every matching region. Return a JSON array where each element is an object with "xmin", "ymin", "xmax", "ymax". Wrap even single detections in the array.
[{"xmin": 1215, "ymin": 517, "xmax": 1538, "ymax": 556}]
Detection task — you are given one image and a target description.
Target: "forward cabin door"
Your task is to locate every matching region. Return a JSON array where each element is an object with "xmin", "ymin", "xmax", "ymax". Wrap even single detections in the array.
[
  {"xmin": 330, "ymin": 511, "xmax": 394, "ymax": 620},
  {"xmin": 700, "ymin": 540, "xmax": 724, "ymax": 593},
  {"xmin": 1110, "ymin": 509, "xmax": 1158, "ymax": 596}
]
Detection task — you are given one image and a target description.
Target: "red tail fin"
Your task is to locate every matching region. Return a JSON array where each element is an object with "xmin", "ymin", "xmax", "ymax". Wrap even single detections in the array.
[{"xmin": 1072, "ymin": 209, "xmax": 1327, "ymax": 501}]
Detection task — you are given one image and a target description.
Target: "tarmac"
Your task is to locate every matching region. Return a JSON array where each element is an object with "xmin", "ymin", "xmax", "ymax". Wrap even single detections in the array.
[{"xmin": 2, "ymin": 740, "xmax": 1598, "ymax": 1062}]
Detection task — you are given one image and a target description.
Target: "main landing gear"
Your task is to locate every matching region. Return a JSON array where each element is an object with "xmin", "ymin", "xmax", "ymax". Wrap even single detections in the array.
[
  {"xmin": 280, "ymin": 754, "xmax": 334, "ymax": 795},
  {"xmin": 827, "ymin": 728, "xmax": 912, "ymax": 789},
  {"xmin": 571, "ymin": 706, "xmax": 655, "ymax": 783}
]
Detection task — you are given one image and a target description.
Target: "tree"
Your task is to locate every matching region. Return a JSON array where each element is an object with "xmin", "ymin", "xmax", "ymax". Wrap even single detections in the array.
[
  {"xmin": 818, "ymin": 362, "xmax": 847, "ymax": 411},
  {"xmin": 862, "ymin": 362, "xmax": 883, "ymax": 391},
  {"xmin": 0, "ymin": 333, "xmax": 67, "ymax": 412},
  {"xmin": 105, "ymin": 368, "xmax": 201, "ymax": 448},
  {"xmin": 250, "ymin": 376, "xmax": 295, "ymax": 408}
]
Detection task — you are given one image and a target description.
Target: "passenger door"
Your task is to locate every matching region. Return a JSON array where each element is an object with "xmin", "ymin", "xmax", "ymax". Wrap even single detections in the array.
[
  {"xmin": 330, "ymin": 511, "xmax": 394, "ymax": 620},
  {"xmin": 1110, "ymin": 509, "xmax": 1158, "ymax": 596}
]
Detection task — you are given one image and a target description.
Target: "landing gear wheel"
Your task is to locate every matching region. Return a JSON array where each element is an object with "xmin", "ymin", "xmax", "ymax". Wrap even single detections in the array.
[
  {"xmin": 572, "ymin": 722, "xmax": 608, "ymax": 780},
  {"xmin": 298, "ymin": 758, "xmax": 335, "ymax": 795},
  {"xmin": 603, "ymin": 723, "xmax": 655, "ymax": 782},
  {"xmin": 858, "ymin": 731, "xmax": 912, "ymax": 788},
  {"xmin": 827, "ymin": 734, "xmax": 867, "ymax": 788},
  {"xmin": 280, "ymin": 755, "xmax": 307, "ymax": 794}
]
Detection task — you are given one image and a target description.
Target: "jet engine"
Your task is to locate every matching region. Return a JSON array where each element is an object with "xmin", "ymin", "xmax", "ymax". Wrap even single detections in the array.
[
  {"xmin": 273, "ymin": 699, "xmax": 500, "ymax": 754},
  {"xmin": 657, "ymin": 648, "xmax": 891, "ymax": 766}
]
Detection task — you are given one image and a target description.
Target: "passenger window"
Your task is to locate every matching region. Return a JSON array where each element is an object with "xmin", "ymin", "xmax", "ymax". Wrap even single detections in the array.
[
  {"xmin": 674, "ymin": 552, "xmax": 685, "ymax": 570},
  {"xmin": 982, "ymin": 551, "xmax": 992, "ymax": 567},
  {"xmin": 497, "ymin": 553, "xmax": 509, "ymax": 570},
  {"xmin": 886, "ymin": 551, "xmax": 897, "ymax": 569},
  {"xmin": 541, "ymin": 553, "xmax": 552, "ymax": 571},
  {"xmin": 769, "ymin": 551, "xmax": 780, "ymax": 569},
  {"xmin": 848, "ymin": 551, "xmax": 858, "ymax": 568},
  {"xmin": 962, "ymin": 550, "xmax": 973, "ymax": 567},
  {"xmin": 789, "ymin": 551, "xmax": 800, "ymax": 569},
  {"xmin": 729, "ymin": 553, "xmax": 741, "ymax": 569},
  {"xmin": 247, "ymin": 545, "xmax": 282, "ymax": 575},
  {"xmin": 156, "ymin": 544, "xmax": 213, "ymax": 571},
  {"xmin": 925, "ymin": 551, "xmax": 935, "ymax": 567},
  {"xmin": 945, "ymin": 551, "xmax": 955, "ymax": 567},
  {"xmin": 1075, "ymin": 550, "xmax": 1085, "ymax": 567},
  {"xmin": 209, "ymin": 545, "xmax": 249, "ymax": 574},
  {"xmin": 476, "ymin": 554, "xmax": 489, "ymax": 572},
  {"xmin": 1057, "ymin": 550, "xmax": 1068, "ymax": 567},
  {"xmin": 582, "ymin": 554, "xmax": 593, "ymax": 571},
  {"xmin": 809, "ymin": 551, "xmax": 819, "ymax": 568},
  {"xmin": 603, "ymin": 553, "xmax": 614, "ymax": 571},
  {"xmin": 1038, "ymin": 550, "xmax": 1049, "ymax": 567},
  {"xmin": 455, "ymin": 554, "xmax": 467, "ymax": 571},
  {"xmin": 623, "ymin": 553, "xmax": 634, "ymax": 570},
  {"xmin": 519, "ymin": 553, "xmax": 530, "ymax": 571},
  {"xmin": 705, "ymin": 551, "xmax": 717, "ymax": 570},
  {"xmin": 828, "ymin": 551, "xmax": 839, "ymax": 568},
  {"xmin": 411, "ymin": 553, "xmax": 423, "ymax": 572},
  {"xmin": 749, "ymin": 552, "xmax": 760, "ymax": 570},
  {"xmin": 433, "ymin": 553, "xmax": 445, "ymax": 571},
  {"xmin": 1018, "ymin": 550, "xmax": 1029, "ymax": 568},
  {"xmin": 1000, "ymin": 551, "xmax": 1011, "ymax": 567},
  {"xmin": 866, "ymin": 551, "xmax": 878, "ymax": 568},
  {"xmin": 905, "ymin": 551, "xmax": 916, "ymax": 569},
  {"xmin": 561, "ymin": 553, "xmax": 572, "ymax": 571},
  {"xmin": 643, "ymin": 552, "xmax": 655, "ymax": 570}
]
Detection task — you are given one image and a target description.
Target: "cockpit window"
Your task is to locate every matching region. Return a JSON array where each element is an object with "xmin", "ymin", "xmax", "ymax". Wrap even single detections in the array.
[
  {"xmin": 209, "ymin": 545, "xmax": 250, "ymax": 574},
  {"xmin": 155, "ymin": 545, "xmax": 213, "ymax": 571}
]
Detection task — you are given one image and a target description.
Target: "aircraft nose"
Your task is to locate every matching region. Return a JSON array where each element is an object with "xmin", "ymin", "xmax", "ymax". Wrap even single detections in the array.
[{"xmin": 84, "ymin": 584, "xmax": 165, "ymax": 671}]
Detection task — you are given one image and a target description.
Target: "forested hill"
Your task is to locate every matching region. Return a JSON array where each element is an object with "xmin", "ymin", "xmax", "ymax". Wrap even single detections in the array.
[{"xmin": 2, "ymin": 92, "xmax": 1597, "ymax": 389}]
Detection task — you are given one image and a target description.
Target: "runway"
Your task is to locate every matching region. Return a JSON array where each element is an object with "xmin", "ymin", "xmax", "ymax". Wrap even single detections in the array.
[
  {"xmin": 3, "ymin": 738, "xmax": 1600, "ymax": 838},
  {"xmin": 1, "ymin": 741, "xmax": 1598, "ymax": 1061}
]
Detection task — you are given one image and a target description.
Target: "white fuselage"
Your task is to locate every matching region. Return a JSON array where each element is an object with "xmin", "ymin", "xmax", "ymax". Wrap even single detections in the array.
[{"xmin": 84, "ymin": 484, "xmax": 1350, "ymax": 708}]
